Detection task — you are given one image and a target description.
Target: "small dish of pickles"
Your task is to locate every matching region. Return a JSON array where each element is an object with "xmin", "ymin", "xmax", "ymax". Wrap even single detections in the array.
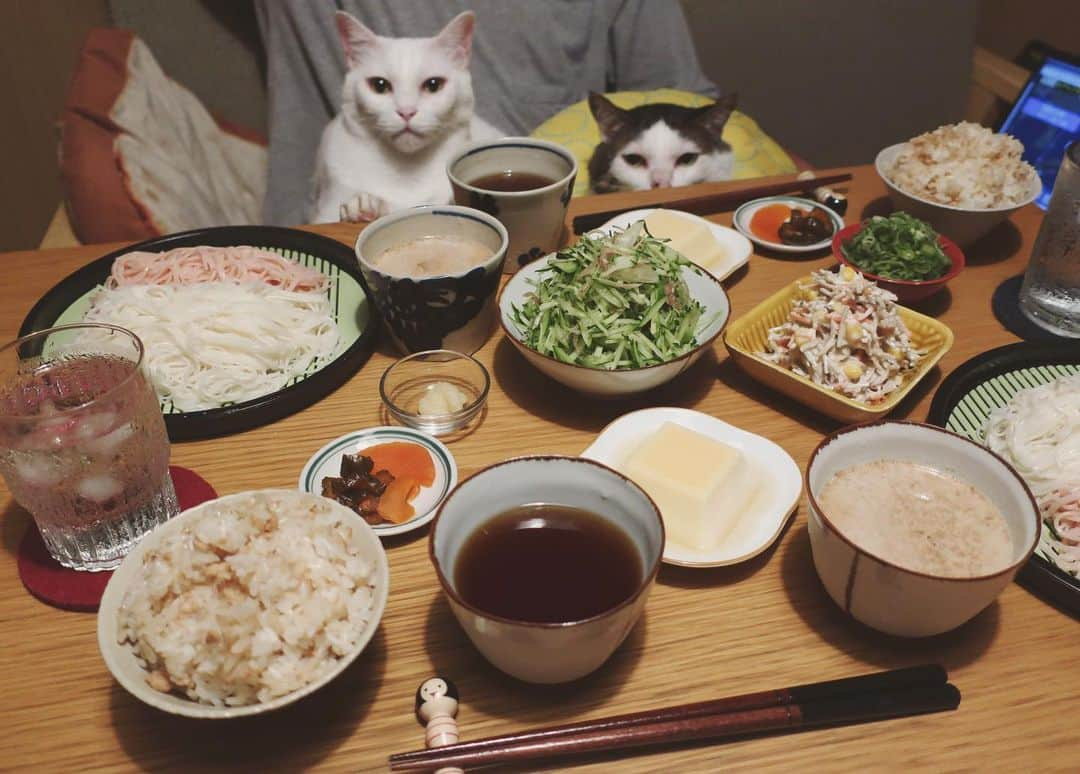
[{"xmin": 733, "ymin": 195, "xmax": 843, "ymax": 254}]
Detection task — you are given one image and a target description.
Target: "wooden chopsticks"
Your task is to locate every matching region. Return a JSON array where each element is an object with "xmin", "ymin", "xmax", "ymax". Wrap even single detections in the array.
[
  {"xmin": 388, "ymin": 665, "xmax": 958, "ymax": 770},
  {"xmin": 570, "ymin": 172, "xmax": 853, "ymax": 234}
]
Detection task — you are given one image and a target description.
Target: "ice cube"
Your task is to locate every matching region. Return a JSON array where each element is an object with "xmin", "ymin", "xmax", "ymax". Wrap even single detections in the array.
[{"xmin": 77, "ymin": 474, "xmax": 122, "ymax": 503}]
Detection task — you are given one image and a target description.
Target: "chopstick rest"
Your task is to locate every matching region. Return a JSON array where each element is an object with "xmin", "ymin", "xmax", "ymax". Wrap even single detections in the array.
[
  {"xmin": 414, "ymin": 677, "xmax": 463, "ymax": 774},
  {"xmin": 389, "ymin": 665, "xmax": 957, "ymax": 771}
]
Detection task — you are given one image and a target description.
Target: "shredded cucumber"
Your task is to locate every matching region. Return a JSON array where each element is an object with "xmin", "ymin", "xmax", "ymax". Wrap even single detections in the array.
[{"xmin": 510, "ymin": 222, "xmax": 705, "ymax": 369}]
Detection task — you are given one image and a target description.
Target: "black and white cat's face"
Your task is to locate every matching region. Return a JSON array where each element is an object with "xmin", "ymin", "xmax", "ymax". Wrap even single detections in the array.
[
  {"xmin": 336, "ymin": 11, "xmax": 477, "ymax": 153},
  {"xmin": 588, "ymin": 94, "xmax": 738, "ymax": 191}
]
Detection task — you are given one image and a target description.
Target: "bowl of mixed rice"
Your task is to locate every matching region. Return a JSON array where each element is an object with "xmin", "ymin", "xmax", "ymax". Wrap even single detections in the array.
[
  {"xmin": 876, "ymin": 122, "xmax": 1041, "ymax": 246},
  {"xmin": 97, "ymin": 489, "xmax": 389, "ymax": 718}
]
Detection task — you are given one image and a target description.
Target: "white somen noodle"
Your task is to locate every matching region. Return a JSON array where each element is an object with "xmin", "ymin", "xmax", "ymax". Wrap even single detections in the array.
[
  {"xmin": 78, "ymin": 282, "xmax": 339, "ymax": 412},
  {"xmin": 984, "ymin": 374, "xmax": 1080, "ymax": 575}
]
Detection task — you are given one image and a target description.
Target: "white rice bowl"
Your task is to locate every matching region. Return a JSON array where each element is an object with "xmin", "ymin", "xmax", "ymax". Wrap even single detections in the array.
[
  {"xmin": 98, "ymin": 489, "xmax": 389, "ymax": 718},
  {"xmin": 883, "ymin": 122, "xmax": 1039, "ymax": 209}
]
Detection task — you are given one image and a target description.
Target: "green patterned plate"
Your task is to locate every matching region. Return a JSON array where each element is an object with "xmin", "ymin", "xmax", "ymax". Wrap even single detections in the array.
[
  {"xmin": 19, "ymin": 226, "xmax": 377, "ymax": 441},
  {"xmin": 927, "ymin": 342, "xmax": 1080, "ymax": 616},
  {"xmin": 299, "ymin": 427, "xmax": 457, "ymax": 538}
]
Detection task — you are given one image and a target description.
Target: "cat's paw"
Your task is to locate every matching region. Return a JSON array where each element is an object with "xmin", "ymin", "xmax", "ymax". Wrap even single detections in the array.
[{"xmin": 339, "ymin": 193, "xmax": 388, "ymax": 222}]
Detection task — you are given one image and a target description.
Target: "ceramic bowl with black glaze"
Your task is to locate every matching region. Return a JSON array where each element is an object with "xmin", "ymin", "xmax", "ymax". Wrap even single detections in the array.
[{"xmin": 355, "ymin": 205, "xmax": 509, "ymax": 355}]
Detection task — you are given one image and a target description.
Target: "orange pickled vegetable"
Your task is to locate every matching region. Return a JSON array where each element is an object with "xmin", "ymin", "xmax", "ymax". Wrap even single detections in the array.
[
  {"xmin": 365, "ymin": 442, "xmax": 435, "ymax": 487},
  {"xmin": 377, "ymin": 476, "xmax": 420, "ymax": 523},
  {"xmin": 749, "ymin": 203, "xmax": 791, "ymax": 242}
]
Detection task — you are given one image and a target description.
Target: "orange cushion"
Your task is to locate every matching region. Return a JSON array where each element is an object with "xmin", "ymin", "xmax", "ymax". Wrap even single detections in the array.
[
  {"xmin": 60, "ymin": 29, "xmax": 267, "ymax": 245},
  {"xmin": 61, "ymin": 29, "xmax": 153, "ymax": 244}
]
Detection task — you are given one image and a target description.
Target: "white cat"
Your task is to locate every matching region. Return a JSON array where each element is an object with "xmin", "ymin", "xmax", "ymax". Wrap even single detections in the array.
[
  {"xmin": 309, "ymin": 11, "xmax": 502, "ymax": 223},
  {"xmin": 587, "ymin": 93, "xmax": 738, "ymax": 192}
]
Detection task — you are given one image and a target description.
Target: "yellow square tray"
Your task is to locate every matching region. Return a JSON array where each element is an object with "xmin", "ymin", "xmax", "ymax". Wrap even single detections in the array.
[{"xmin": 723, "ymin": 275, "xmax": 954, "ymax": 423}]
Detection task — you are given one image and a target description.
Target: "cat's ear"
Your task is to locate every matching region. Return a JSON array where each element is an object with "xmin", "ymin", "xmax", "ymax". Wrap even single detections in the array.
[
  {"xmin": 435, "ymin": 11, "xmax": 476, "ymax": 66},
  {"xmin": 697, "ymin": 93, "xmax": 738, "ymax": 138},
  {"xmin": 589, "ymin": 93, "xmax": 629, "ymax": 140},
  {"xmin": 335, "ymin": 11, "xmax": 379, "ymax": 70}
]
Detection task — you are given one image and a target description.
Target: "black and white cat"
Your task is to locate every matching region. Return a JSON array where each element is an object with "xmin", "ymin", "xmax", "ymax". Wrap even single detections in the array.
[
  {"xmin": 587, "ymin": 93, "xmax": 738, "ymax": 192},
  {"xmin": 309, "ymin": 11, "xmax": 502, "ymax": 223}
]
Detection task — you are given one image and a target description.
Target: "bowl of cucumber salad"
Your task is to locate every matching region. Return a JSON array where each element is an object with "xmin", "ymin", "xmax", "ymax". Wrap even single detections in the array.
[{"xmin": 499, "ymin": 221, "xmax": 730, "ymax": 397}]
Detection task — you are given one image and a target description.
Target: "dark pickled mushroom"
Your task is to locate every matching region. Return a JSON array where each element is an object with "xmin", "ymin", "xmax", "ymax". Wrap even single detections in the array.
[
  {"xmin": 341, "ymin": 452, "xmax": 374, "ymax": 480},
  {"xmin": 779, "ymin": 207, "xmax": 835, "ymax": 245},
  {"xmin": 321, "ymin": 452, "xmax": 394, "ymax": 524}
]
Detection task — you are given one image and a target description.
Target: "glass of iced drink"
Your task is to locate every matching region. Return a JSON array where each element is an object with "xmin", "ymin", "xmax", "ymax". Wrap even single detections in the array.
[
  {"xmin": 0, "ymin": 323, "xmax": 178, "ymax": 571},
  {"xmin": 1019, "ymin": 140, "xmax": 1080, "ymax": 338}
]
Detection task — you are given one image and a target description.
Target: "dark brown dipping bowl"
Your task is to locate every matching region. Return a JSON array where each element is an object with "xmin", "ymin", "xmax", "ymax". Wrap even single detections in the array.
[{"xmin": 429, "ymin": 455, "xmax": 664, "ymax": 683}]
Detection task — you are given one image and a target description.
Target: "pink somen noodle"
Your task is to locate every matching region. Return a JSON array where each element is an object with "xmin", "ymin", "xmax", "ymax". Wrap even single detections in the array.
[{"xmin": 107, "ymin": 246, "xmax": 328, "ymax": 293}]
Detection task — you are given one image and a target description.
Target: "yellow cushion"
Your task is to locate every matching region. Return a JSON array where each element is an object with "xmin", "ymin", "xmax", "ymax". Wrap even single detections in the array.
[{"xmin": 531, "ymin": 88, "xmax": 797, "ymax": 197}]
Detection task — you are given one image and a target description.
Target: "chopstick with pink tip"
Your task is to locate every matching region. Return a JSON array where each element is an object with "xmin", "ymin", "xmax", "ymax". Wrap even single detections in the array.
[{"xmin": 388, "ymin": 665, "xmax": 956, "ymax": 771}]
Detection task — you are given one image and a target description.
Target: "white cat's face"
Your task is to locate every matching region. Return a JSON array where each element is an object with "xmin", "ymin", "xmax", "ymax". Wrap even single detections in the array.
[
  {"xmin": 337, "ymin": 12, "xmax": 476, "ymax": 153},
  {"xmin": 608, "ymin": 123, "xmax": 729, "ymax": 190}
]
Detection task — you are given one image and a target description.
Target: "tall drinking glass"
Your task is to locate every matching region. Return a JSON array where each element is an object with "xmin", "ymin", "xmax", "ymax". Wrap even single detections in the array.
[
  {"xmin": 1019, "ymin": 140, "xmax": 1080, "ymax": 338},
  {"xmin": 0, "ymin": 324, "xmax": 178, "ymax": 570}
]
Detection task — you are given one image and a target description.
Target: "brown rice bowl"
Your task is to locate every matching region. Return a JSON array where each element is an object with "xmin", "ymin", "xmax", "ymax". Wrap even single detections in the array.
[{"xmin": 97, "ymin": 489, "xmax": 389, "ymax": 718}]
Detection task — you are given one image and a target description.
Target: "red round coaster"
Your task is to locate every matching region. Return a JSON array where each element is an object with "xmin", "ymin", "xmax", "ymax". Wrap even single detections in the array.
[{"xmin": 17, "ymin": 465, "xmax": 217, "ymax": 612}]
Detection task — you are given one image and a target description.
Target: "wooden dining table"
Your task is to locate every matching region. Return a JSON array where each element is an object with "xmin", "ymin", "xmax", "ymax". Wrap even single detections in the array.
[{"xmin": 1, "ymin": 166, "xmax": 1076, "ymax": 772}]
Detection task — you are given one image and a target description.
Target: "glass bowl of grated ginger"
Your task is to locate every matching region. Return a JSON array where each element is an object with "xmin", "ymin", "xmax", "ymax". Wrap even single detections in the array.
[{"xmin": 379, "ymin": 349, "xmax": 489, "ymax": 436}]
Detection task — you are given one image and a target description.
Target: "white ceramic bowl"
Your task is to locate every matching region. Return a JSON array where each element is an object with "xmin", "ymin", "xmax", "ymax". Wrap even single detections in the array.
[
  {"xmin": 875, "ymin": 143, "xmax": 1041, "ymax": 247},
  {"xmin": 498, "ymin": 254, "xmax": 730, "ymax": 398},
  {"xmin": 98, "ymin": 490, "xmax": 390, "ymax": 718},
  {"xmin": 805, "ymin": 422, "xmax": 1040, "ymax": 637},
  {"xmin": 429, "ymin": 456, "xmax": 664, "ymax": 683}
]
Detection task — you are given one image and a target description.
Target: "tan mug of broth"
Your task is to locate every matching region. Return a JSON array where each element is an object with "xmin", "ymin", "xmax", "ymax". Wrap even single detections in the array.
[
  {"xmin": 354, "ymin": 205, "xmax": 509, "ymax": 355},
  {"xmin": 447, "ymin": 137, "xmax": 577, "ymax": 273}
]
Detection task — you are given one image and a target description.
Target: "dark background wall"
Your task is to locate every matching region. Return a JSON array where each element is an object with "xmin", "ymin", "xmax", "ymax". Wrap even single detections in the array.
[
  {"xmin": 681, "ymin": 0, "xmax": 978, "ymax": 167},
  {"xmin": 0, "ymin": 0, "xmax": 1073, "ymax": 252}
]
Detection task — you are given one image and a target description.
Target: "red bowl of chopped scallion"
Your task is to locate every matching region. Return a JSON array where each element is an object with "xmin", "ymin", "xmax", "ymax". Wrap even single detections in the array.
[{"xmin": 832, "ymin": 213, "xmax": 965, "ymax": 304}]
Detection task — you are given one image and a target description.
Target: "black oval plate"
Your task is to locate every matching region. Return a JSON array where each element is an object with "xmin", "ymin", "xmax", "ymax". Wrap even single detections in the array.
[
  {"xmin": 20, "ymin": 226, "xmax": 377, "ymax": 442},
  {"xmin": 926, "ymin": 342, "xmax": 1080, "ymax": 617}
]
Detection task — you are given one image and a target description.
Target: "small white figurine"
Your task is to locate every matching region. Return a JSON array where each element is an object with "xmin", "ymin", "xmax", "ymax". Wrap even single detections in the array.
[{"xmin": 415, "ymin": 677, "xmax": 463, "ymax": 774}]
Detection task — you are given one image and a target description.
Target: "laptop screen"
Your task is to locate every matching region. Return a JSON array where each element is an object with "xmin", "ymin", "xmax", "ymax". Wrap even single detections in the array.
[{"xmin": 998, "ymin": 56, "xmax": 1080, "ymax": 209}]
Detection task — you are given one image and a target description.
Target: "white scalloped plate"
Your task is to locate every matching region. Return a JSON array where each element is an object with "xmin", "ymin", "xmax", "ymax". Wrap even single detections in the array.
[
  {"xmin": 599, "ymin": 208, "xmax": 752, "ymax": 281},
  {"xmin": 581, "ymin": 407, "xmax": 801, "ymax": 567}
]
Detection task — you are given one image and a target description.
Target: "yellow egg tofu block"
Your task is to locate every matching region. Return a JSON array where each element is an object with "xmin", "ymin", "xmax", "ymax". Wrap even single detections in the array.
[
  {"xmin": 644, "ymin": 211, "xmax": 727, "ymax": 271},
  {"xmin": 622, "ymin": 422, "xmax": 757, "ymax": 551}
]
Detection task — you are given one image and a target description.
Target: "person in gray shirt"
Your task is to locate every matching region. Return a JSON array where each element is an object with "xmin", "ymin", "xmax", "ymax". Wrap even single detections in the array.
[{"xmin": 255, "ymin": 0, "xmax": 720, "ymax": 225}]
